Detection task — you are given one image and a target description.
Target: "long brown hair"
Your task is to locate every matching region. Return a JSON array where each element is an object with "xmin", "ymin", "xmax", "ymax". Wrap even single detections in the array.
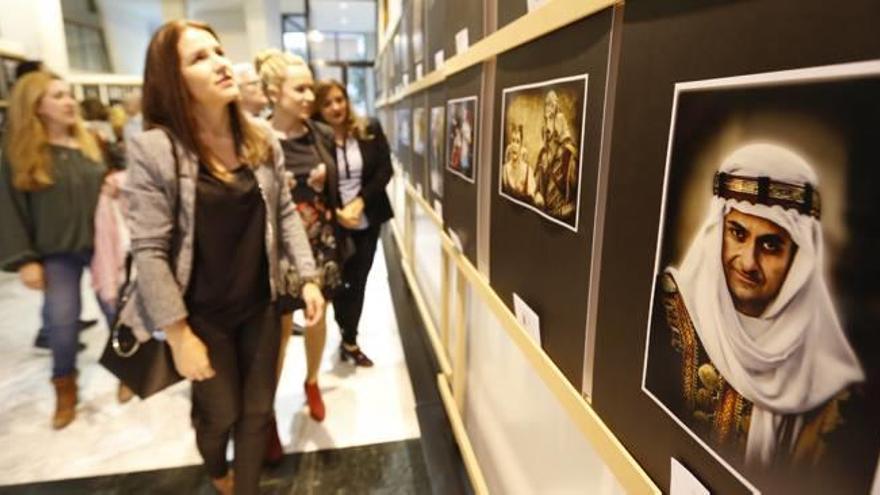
[
  {"xmin": 313, "ymin": 79, "xmax": 372, "ymax": 141},
  {"xmin": 2, "ymin": 71, "xmax": 101, "ymax": 191},
  {"xmin": 142, "ymin": 20, "xmax": 270, "ymax": 180}
]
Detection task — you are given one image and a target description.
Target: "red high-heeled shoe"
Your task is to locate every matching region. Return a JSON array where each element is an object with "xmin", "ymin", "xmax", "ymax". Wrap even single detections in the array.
[
  {"xmin": 340, "ymin": 343, "xmax": 374, "ymax": 367},
  {"xmin": 304, "ymin": 381, "xmax": 325, "ymax": 421},
  {"xmin": 264, "ymin": 415, "xmax": 283, "ymax": 466}
]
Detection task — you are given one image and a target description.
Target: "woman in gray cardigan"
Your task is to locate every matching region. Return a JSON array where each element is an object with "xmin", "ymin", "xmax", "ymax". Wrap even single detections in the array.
[{"xmin": 123, "ymin": 20, "xmax": 323, "ymax": 495}]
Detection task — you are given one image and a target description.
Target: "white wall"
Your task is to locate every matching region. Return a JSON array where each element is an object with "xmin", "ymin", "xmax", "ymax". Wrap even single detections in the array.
[
  {"xmin": 97, "ymin": 0, "xmax": 165, "ymax": 75},
  {"xmin": 0, "ymin": 0, "xmax": 69, "ymax": 73},
  {"xmin": 192, "ymin": 8, "xmax": 251, "ymax": 64},
  {"xmin": 189, "ymin": 0, "xmax": 283, "ymax": 65}
]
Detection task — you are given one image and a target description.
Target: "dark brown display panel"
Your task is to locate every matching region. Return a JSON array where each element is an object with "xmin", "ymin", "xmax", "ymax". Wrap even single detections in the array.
[
  {"xmin": 591, "ymin": 1, "xmax": 880, "ymax": 493},
  {"xmin": 425, "ymin": 0, "xmax": 445, "ymax": 73},
  {"xmin": 444, "ymin": 0, "xmax": 482, "ymax": 64},
  {"xmin": 488, "ymin": 8, "xmax": 614, "ymax": 388},
  {"xmin": 427, "ymin": 85, "xmax": 447, "ymax": 206},
  {"xmin": 395, "ymin": 98, "xmax": 413, "ymax": 183},
  {"xmin": 442, "ymin": 65, "xmax": 482, "ymax": 263},
  {"xmin": 496, "ymin": 0, "xmax": 529, "ymax": 29},
  {"xmin": 410, "ymin": 92, "xmax": 429, "ymax": 198}
]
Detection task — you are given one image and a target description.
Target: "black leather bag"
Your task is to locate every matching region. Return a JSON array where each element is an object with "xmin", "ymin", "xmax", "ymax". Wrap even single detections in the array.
[
  {"xmin": 99, "ymin": 256, "xmax": 183, "ymax": 399},
  {"xmin": 99, "ymin": 129, "xmax": 184, "ymax": 399}
]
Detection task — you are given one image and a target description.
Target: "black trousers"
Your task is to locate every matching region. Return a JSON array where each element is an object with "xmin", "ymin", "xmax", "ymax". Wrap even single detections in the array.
[
  {"xmin": 189, "ymin": 303, "xmax": 280, "ymax": 495},
  {"xmin": 334, "ymin": 223, "xmax": 382, "ymax": 345}
]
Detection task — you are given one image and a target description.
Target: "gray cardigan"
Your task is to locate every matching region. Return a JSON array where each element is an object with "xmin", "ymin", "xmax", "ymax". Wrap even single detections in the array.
[{"xmin": 119, "ymin": 124, "xmax": 317, "ymax": 337}]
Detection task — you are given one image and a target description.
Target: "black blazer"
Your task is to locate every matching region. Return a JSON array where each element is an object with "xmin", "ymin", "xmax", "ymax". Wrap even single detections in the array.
[{"xmin": 349, "ymin": 118, "xmax": 394, "ymax": 226}]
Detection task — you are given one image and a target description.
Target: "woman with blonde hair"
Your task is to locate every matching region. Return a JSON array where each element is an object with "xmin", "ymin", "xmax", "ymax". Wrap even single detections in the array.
[
  {"xmin": 254, "ymin": 49, "xmax": 343, "ymax": 453},
  {"xmin": 314, "ymin": 79, "xmax": 394, "ymax": 367},
  {"xmin": 0, "ymin": 71, "xmax": 106, "ymax": 429},
  {"xmin": 123, "ymin": 21, "xmax": 323, "ymax": 494}
]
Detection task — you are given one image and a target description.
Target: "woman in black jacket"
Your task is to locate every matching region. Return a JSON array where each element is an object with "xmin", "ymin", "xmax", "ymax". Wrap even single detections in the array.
[{"xmin": 314, "ymin": 80, "xmax": 394, "ymax": 367}]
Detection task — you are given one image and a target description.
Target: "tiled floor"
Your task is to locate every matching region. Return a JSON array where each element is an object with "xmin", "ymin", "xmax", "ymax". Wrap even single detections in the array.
[
  {"xmin": 0, "ymin": 243, "xmax": 420, "ymax": 488},
  {"xmin": 0, "ymin": 439, "xmax": 430, "ymax": 495}
]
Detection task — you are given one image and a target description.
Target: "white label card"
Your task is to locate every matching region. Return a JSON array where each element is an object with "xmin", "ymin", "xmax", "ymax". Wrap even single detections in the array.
[
  {"xmin": 403, "ymin": 73, "xmax": 410, "ymax": 86},
  {"xmin": 454, "ymin": 29, "xmax": 469, "ymax": 55},
  {"xmin": 433, "ymin": 199, "xmax": 443, "ymax": 219},
  {"xmin": 527, "ymin": 0, "xmax": 549, "ymax": 12},
  {"xmin": 670, "ymin": 458, "xmax": 710, "ymax": 495},
  {"xmin": 415, "ymin": 63, "xmax": 424, "ymax": 79},
  {"xmin": 434, "ymin": 50, "xmax": 445, "ymax": 71},
  {"xmin": 512, "ymin": 293, "xmax": 541, "ymax": 346},
  {"xmin": 448, "ymin": 228, "xmax": 463, "ymax": 252},
  {"xmin": 415, "ymin": 183, "xmax": 423, "ymax": 196}
]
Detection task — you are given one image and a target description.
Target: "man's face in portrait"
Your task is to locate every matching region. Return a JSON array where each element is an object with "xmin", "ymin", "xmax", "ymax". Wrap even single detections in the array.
[{"xmin": 722, "ymin": 208, "xmax": 798, "ymax": 317}]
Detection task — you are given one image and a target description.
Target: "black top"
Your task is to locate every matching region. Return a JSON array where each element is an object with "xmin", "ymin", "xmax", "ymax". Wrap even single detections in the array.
[
  {"xmin": 185, "ymin": 165, "xmax": 269, "ymax": 322},
  {"xmin": 281, "ymin": 131, "xmax": 323, "ymax": 178},
  {"xmin": 279, "ymin": 121, "xmax": 341, "ymax": 209},
  {"xmin": 0, "ymin": 146, "xmax": 106, "ymax": 271}
]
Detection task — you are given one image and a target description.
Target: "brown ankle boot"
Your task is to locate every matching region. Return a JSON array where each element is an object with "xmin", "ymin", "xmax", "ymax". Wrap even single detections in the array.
[{"xmin": 51, "ymin": 373, "xmax": 77, "ymax": 429}]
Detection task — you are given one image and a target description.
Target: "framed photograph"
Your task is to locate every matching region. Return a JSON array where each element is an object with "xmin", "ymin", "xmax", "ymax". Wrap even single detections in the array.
[
  {"xmin": 498, "ymin": 74, "xmax": 588, "ymax": 232},
  {"xmin": 429, "ymin": 105, "xmax": 445, "ymax": 196},
  {"xmin": 413, "ymin": 106, "xmax": 426, "ymax": 156},
  {"xmin": 398, "ymin": 107, "xmax": 411, "ymax": 147},
  {"xmin": 445, "ymin": 95, "xmax": 478, "ymax": 183},
  {"xmin": 642, "ymin": 60, "xmax": 880, "ymax": 494}
]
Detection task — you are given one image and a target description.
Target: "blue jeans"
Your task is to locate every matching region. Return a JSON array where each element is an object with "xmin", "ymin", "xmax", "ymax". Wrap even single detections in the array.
[{"xmin": 42, "ymin": 252, "xmax": 96, "ymax": 378}]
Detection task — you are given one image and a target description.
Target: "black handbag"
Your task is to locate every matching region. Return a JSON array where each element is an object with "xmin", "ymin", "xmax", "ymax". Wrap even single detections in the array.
[{"xmin": 99, "ymin": 129, "xmax": 184, "ymax": 399}]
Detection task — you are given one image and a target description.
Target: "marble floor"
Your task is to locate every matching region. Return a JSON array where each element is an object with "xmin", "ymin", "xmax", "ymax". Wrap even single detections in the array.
[{"xmin": 0, "ymin": 243, "xmax": 420, "ymax": 487}]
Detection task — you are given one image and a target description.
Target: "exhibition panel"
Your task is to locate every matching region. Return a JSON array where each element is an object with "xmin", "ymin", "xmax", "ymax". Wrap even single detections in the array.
[
  {"xmin": 375, "ymin": 0, "xmax": 880, "ymax": 492},
  {"xmin": 410, "ymin": 92, "xmax": 430, "ymax": 198},
  {"xmin": 591, "ymin": 0, "xmax": 880, "ymax": 493},
  {"xmin": 441, "ymin": 65, "xmax": 484, "ymax": 263},
  {"xmin": 427, "ymin": 86, "xmax": 447, "ymax": 207},
  {"xmin": 443, "ymin": 0, "xmax": 484, "ymax": 65},
  {"xmin": 489, "ymin": 7, "xmax": 615, "ymax": 388}
]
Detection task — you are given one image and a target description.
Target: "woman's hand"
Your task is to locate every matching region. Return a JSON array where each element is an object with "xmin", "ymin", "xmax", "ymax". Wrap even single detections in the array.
[
  {"xmin": 165, "ymin": 320, "xmax": 215, "ymax": 381},
  {"xmin": 101, "ymin": 173, "xmax": 121, "ymax": 198},
  {"xmin": 335, "ymin": 197, "xmax": 365, "ymax": 229},
  {"xmin": 307, "ymin": 163, "xmax": 327, "ymax": 192},
  {"xmin": 285, "ymin": 171, "xmax": 297, "ymax": 190},
  {"xmin": 301, "ymin": 282, "xmax": 325, "ymax": 327},
  {"xmin": 18, "ymin": 262, "xmax": 45, "ymax": 290}
]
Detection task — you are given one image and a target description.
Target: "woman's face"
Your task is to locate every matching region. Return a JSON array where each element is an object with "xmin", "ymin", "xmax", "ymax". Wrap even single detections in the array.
[
  {"xmin": 37, "ymin": 80, "xmax": 77, "ymax": 129},
  {"xmin": 178, "ymin": 27, "xmax": 237, "ymax": 110},
  {"xmin": 275, "ymin": 65, "xmax": 315, "ymax": 121},
  {"xmin": 319, "ymin": 86, "xmax": 348, "ymax": 128}
]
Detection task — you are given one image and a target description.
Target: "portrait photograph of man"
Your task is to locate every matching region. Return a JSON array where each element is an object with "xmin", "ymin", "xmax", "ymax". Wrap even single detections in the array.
[
  {"xmin": 642, "ymin": 61, "xmax": 880, "ymax": 494},
  {"xmin": 498, "ymin": 74, "xmax": 587, "ymax": 231}
]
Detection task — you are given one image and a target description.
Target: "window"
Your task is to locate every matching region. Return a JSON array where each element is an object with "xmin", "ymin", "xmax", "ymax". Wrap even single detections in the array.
[{"xmin": 64, "ymin": 22, "xmax": 112, "ymax": 72}]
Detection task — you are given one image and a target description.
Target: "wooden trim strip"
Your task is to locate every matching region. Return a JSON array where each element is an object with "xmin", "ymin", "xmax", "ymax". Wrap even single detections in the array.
[
  {"xmin": 440, "ymin": 238, "xmax": 660, "ymax": 494},
  {"xmin": 437, "ymin": 374, "xmax": 490, "ymax": 495}
]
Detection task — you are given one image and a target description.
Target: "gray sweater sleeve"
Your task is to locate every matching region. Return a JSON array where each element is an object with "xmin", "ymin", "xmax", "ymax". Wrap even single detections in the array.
[
  {"xmin": 269, "ymin": 133, "xmax": 318, "ymax": 280},
  {"xmin": 0, "ymin": 157, "xmax": 39, "ymax": 272},
  {"xmin": 124, "ymin": 134, "xmax": 188, "ymax": 329}
]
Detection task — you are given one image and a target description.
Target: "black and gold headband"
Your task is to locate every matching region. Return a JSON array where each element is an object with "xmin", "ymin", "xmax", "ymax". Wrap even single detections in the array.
[{"xmin": 713, "ymin": 172, "xmax": 821, "ymax": 219}]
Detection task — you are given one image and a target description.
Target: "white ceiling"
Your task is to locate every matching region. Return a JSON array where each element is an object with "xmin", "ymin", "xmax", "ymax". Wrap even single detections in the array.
[{"xmin": 310, "ymin": 0, "xmax": 375, "ymax": 33}]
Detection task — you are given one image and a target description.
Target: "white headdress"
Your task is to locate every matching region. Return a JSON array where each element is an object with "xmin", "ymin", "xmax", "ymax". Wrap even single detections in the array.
[{"xmin": 667, "ymin": 143, "xmax": 864, "ymax": 466}]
